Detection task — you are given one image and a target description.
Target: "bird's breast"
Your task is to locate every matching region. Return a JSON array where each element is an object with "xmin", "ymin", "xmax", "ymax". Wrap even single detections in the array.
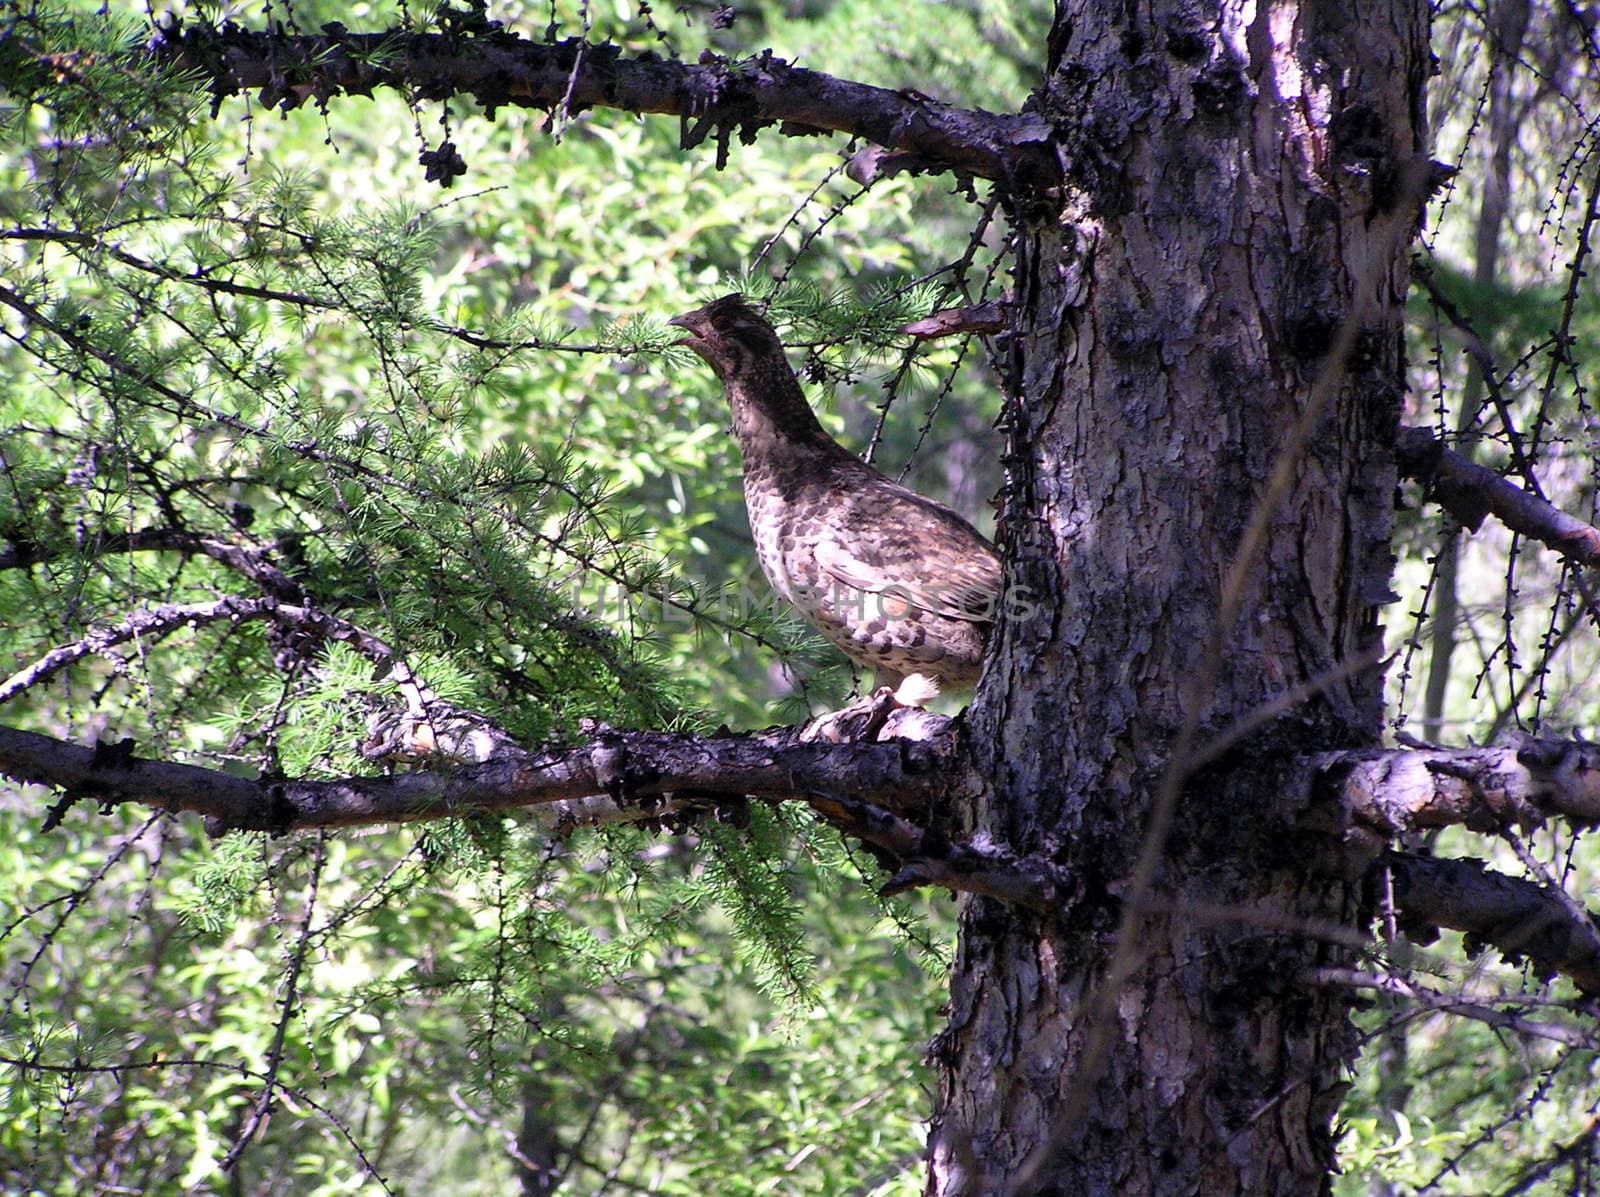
[{"xmin": 741, "ymin": 461, "xmax": 828, "ymax": 606}]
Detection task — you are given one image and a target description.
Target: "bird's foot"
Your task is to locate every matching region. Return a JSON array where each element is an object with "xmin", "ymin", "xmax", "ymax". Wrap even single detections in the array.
[
  {"xmin": 798, "ymin": 678, "xmax": 952, "ymax": 744},
  {"xmin": 799, "ymin": 688, "xmax": 900, "ymax": 743}
]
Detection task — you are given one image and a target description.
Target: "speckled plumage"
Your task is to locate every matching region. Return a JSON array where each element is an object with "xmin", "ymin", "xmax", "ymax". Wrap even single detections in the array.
[{"xmin": 669, "ymin": 295, "xmax": 1002, "ymax": 696}]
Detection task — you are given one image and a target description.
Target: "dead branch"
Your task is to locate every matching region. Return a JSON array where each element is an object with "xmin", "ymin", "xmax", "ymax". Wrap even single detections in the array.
[
  {"xmin": 142, "ymin": 22, "xmax": 1056, "ymax": 186},
  {"xmin": 1396, "ymin": 426, "xmax": 1600, "ymax": 566},
  {"xmin": 0, "ymin": 721, "xmax": 954, "ymax": 834},
  {"xmin": 1381, "ymin": 851, "xmax": 1600, "ymax": 993},
  {"xmin": 1315, "ymin": 737, "xmax": 1600, "ymax": 841},
  {"xmin": 898, "ymin": 300, "xmax": 1011, "ymax": 340},
  {"xmin": 807, "ymin": 792, "xmax": 1073, "ymax": 912},
  {"xmin": 0, "ymin": 594, "xmax": 455, "ymax": 736}
]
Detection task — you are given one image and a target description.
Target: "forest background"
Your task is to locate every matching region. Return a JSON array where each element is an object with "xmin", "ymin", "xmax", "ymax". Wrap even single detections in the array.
[{"xmin": 2, "ymin": 0, "xmax": 1600, "ymax": 1193}]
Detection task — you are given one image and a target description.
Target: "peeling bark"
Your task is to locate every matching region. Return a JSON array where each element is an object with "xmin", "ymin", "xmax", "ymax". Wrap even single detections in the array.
[{"xmin": 1323, "ymin": 737, "xmax": 1600, "ymax": 841}]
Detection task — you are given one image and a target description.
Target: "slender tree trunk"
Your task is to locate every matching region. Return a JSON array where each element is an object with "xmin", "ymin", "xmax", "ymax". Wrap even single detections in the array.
[
  {"xmin": 928, "ymin": 3, "xmax": 1430, "ymax": 1193},
  {"xmin": 516, "ymin": 1072, "xmax": 561, "ymax": 1197}
]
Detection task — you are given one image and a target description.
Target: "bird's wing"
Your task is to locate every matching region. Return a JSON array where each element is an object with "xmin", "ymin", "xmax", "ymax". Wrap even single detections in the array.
[{"xmin": 811, "ymin": 480, "xmax": 1003, "ymax": 624}]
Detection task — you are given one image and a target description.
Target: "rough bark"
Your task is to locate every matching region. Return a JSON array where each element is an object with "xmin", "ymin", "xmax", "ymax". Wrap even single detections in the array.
[
  {"xmin": 0, "ymin": 721, "xmax": 952, "ymax": 831},
  {"xmin": 135, "ymin": 21, "xmax": 1054, "ymax": 185},
  {"xmin": 1381, "ymin": 852, "xmax": 1600, "ymax": 993},
  {"xmin": 1327, "ymin": 737, "xmax": 1600, "ymax": 838},
  {"xmin": 933, "ymin": 2, "xmax": 1429, "ymax": 1193}
]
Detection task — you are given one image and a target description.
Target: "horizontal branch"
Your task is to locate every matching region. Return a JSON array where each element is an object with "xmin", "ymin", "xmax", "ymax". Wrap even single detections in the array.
[
  {"xmin": 147, "ymin": 22, "xmax": 1056, "ymax": 186},
  {"xmin": 1315, "ymin": 737, "xmax": 1600, "ymax": 840},
  {"xmin": 1383, "ymin": 851, "xmax": 1600, "ymax": 994},
  {"xmin": 1396, "ymin": 426, "xmax": 1600, "ymax": 566},
  {"xmin": 1306, "ymin": 740, "xmax": 1600, "ymax": 992},
  {"xmin": 0, "ymin": 525, "xmax": 302, "ymax": 599},
  {"xmin": 0, "ymin": 721, "xmax": 951, "ymax": 834}
]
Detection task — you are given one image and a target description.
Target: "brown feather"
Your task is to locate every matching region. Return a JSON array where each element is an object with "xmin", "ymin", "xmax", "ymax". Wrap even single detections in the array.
[{"xmin": 670, "ymin": 295, "xmax": 1002, "ymax": 695}]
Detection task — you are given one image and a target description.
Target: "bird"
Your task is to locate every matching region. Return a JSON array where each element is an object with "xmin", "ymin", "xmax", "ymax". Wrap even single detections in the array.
[{"xmin": 668, "ymin": 294, "xmax": 1003, "ymax": 705}]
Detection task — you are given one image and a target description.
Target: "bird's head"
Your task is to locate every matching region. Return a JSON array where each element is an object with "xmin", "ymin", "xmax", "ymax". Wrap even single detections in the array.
[
  {"xmin": 668, "ymin": 294, "xmax": 786, "ymax": 383},
  {"xmin": 670, "ymin": 293, "xmax": 833, "ymax": 450}
]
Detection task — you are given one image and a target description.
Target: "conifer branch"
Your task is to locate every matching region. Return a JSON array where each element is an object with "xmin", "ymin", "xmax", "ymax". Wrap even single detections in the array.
[
  {"xmin": 1397, "ymin": 426, "xmax": 1600, "ymax": 566},
  {"xmin": 0, "ymin": 526, "xmax": 302, "ymax": 598},
  {"xmin": 0, "ymin": 722, "xmax": 950, "ymax": 835},
  {"xmin": 143, "ymin": 22, "xmax": 1056, "ymax": 186}
]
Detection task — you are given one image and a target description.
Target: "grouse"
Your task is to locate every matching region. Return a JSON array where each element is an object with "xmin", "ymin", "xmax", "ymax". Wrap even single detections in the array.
[{"xmin": 669, "ymin": 294, "xmax": 1003, "ymax": 703}]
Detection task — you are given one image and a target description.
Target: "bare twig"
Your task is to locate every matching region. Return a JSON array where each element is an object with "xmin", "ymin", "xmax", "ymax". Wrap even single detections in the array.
[
  {"xmin": 1305, "ymin": 967, "xmax": 1597, "ymax": 1047},
  {"xmin": 1397, "ymin": 426, "xmax": 1600, "ymax": 566}
]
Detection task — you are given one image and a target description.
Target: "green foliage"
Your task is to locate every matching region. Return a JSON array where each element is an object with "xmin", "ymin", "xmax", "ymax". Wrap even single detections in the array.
[
  {"xmin": 9, "ymin": 1, "xmax": 1592, "ymax": 1193},
  {"xmin": 0, "ymin": 0, "xmax": 1013, "ymax": 1190}
]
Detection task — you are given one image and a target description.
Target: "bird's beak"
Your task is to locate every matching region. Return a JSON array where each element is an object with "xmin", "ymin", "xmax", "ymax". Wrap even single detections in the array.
[{"xmin": 667, "ymin": 312, "xmax": 706, "ymax": 350}]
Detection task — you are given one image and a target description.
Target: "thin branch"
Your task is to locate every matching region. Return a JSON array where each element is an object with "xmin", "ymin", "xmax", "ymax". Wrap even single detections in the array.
[
  {"xmin": 0, "ymin": 594, "xmax": 458, "ymax": 729},
  {"xmin": 1397, "ymin": 426, "xmax": 1600, "ymax": 566},
  {"xmin": 1413, "ymin": 264, "xmax": 1544, "ymax": 497},
  {"xmin": 1305, "ymin": 966, "xmax": 1598, "ymax": 1047},
  {"xmin": 1497, "ymin": 1115, "xmax": 1600, "ymax": 1196},
  {"xmin": 0, "ymin": 595, "xmax": 281, "ymax": 706},
  {"xmin": 0, "ymin": 1051, "xmax": 392, "ymax": 1192},
  {"xmin": 219, "ymin": 836, "xmax": 326, "ymax": 1172},
  {"xmin": 0, "ymin": 524, "xmax": 304, "ymax": 598}
]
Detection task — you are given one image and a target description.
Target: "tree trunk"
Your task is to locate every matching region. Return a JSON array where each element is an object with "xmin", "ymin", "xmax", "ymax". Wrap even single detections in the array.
[{"xmin": 929, "ymin": 3, "xmax": 1430, "ymax": 1193}]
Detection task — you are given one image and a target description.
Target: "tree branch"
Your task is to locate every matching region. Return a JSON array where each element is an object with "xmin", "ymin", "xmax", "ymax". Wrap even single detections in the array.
[
  {"xmin": 1304, "ymin": 966, "xmax": 1597, "ymax": 1046},
  {"xmin": 0, "ymin": 721, "xmax": 952, "ymax": 835},
  {"xmin": 1301, "ymin": 740, "xmax": 1600, "ymax": 992},
  {"xmin": 1396, "ymin": 425, "xmax": 1600, "ymax": 566},
  {"xmin": 807, "ymin": 792, "xmax": 1074, "ymax": 912},
  {"xmin": 0, "ymin": 595, "xmax": 281, "ymax": 706},
  {"xmin": 1315, "ymin": 737, "xmax": 1600, "ymax": 841},
  {"xmin": 1381, "ymin": 851, "xmax": 1600, "ymax": 994},
  {"xmin": 145, "ymin": 22, "xmax": 1057, "ymax": 186},
  {"xmin": 0, "ymin": 525, "xmax": 303, "ymax": 599}
]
